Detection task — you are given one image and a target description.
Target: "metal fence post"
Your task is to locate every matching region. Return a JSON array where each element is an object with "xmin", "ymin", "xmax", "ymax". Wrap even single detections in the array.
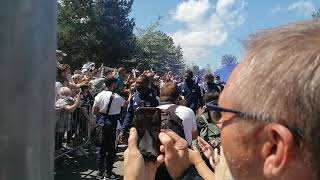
[{"xmin": 0, "ymin": 0, "xmax": 56, "ymax": 180}]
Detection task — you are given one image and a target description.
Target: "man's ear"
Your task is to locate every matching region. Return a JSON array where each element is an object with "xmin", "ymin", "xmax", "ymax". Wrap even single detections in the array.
[{"xmin": 261, "ymin": 123, "xmax": 295, "ymax": 177}]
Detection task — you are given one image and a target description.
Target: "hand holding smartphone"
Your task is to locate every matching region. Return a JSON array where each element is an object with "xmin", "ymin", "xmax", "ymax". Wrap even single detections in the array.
[{"xmin": 133, "ymin": 107, "xmax": 162, "ymax": 161}]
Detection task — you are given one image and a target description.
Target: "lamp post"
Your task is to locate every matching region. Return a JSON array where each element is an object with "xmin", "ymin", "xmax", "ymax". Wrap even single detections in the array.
[{"xmin": 0, "ymin": 0, "xmax": 56, "ymax": 180}]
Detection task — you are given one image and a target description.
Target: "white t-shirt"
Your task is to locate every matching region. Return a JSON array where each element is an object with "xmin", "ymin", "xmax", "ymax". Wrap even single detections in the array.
[
  {"xmin": 93, "ymin": 90, "xmax": 125, "ymax": 115},
  {"xmin": 157, "ymin": 104, "xmax": 197, "ymax": 145}
]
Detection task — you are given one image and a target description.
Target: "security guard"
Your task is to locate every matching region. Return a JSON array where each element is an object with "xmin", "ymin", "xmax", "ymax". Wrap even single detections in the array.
[
  {"xmin": 92, "ymin": 77, "xmax": 126, "ymax": 179},
  {"xmin": 203, "ymin": 74, "xmax": 221, "ymax": 94},
  {"xmin": 178, "ymin": 70, "xmax": 203, "ymax": 114},
  {"xmin": 119, "ymin": 75, "xmax": 159, "ymax": 140},
  {"xmin": 213, "ymin": 75, "xmax": 224, "ymax": 93}
]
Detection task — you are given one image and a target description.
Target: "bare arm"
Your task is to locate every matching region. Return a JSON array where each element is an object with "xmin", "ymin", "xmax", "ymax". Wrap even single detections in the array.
[
  {"xmin": 194, "ymin": 160, "xmax": 216, "ymax": 180},
  {"xmin": 67, "ymin": 81, "xmax": 89, "ymax": 90},
  {"xmin": 64, "ymin": 101, "xmax": 79, "ymax": 113},
  {"xmin": 93, "ymin": 106, "xmax": 100, "ymax": 116},
  {"xmin": 189, "ymin": 147, "xmax": 215, "ymax": 180}
]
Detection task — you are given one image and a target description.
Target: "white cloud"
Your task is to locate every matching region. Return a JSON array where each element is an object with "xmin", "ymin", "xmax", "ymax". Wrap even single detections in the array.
[
  {"xmin": 270, "ymin": 4, "xmax": 282, "ymax": 14},
  {"xmin": 170, "ymin": 0, "xmax": 247, "ymax": 63},
  {"xmin": 172, "ymin": 0, "xmax": 210, "ymax": 23},
  {"xmin": 216, "ymin": 0, "xmax": 235, "ymax": 16},
  {"xmin": 182, "ymin": 46, "xmax": 210, "ymax": 62},
  {"xmin": 288, "ymin": 1, "xmax": 315, "ymax": 16},
  {"xmin": 172, "ymin": 29, "xmax": 228, "ymax": 46}
]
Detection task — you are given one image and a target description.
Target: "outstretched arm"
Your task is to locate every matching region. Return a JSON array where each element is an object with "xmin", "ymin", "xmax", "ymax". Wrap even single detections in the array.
[{"xmin": 189, "ymin": 145, "xmax": 215, "ymax": 180}]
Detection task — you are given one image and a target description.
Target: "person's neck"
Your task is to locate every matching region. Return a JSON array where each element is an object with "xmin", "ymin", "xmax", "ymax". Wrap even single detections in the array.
[
  {"xmin": 161, "ymin": 100, "xmax": 178, "ymax": 105},
  {"xmin": 106, "ymin": 87, "xmax": 114, "ymax": 92}
]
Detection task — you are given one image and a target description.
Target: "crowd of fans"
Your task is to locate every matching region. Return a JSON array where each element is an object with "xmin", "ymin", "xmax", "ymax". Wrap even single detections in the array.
[
  {"xmin": 54, "ymin": 50, "xmax": 225, "ymax": 179},
  {"xmin": 55, "ymin": 20, "xmax": 320, "ymax": 180}
]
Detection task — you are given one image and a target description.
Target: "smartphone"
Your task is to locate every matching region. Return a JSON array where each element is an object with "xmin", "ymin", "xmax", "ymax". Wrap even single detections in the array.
[{"xmin": 133, "ymin": 107, "xmax": 162, "ymax": 161}]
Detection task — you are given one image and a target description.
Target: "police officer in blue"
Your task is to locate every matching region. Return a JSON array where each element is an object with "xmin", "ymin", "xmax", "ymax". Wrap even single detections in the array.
[
  {"xmin": 178, "ymin": 70, "xmax": 203, "ymax": 114},
  {"xmin": 119, "ymin": 75, "xmax": 159, "ymax": 141}
]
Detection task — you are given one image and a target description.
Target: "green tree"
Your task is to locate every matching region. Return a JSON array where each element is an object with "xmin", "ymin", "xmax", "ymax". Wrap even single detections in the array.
[
  {"xmin": 58, "ymin": 0, "xmax": 99, "ymax": 69},
  {"xmin": 95, "ymin": 0, "xmax": 136, "ymax": 67},
  {"xmin": 191, "ymin": 63, "xmax": 200, "ymax": 76},
  {"xmin": 221, "ymin": 54, "xmax": 237, "ymax": 66},
  {"xmin": 204, "ymin": 64, "xmax": 212, "ymax": 75},
  {"xmin": 131, "ymin": 21, "xmax": 185, "ymax": 75},
  {"xmin": 312, "ymin": 8, "xmax": 320, "ymax": 19},
  {"xmin": 57, "ymin": 0, "xmax": 136, "ymax": 69}
]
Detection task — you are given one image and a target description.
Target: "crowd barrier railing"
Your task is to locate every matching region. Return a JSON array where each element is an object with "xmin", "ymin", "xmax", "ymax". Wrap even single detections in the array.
[{"xmin": 54, "ymin": 104, "xmax": 94, "ymax": 160}]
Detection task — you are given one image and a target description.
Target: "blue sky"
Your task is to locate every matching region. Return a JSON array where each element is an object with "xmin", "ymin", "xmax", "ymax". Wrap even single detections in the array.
[{"xmin": 130, "ymin": 0, "xmax": 319, "ymax": 70}]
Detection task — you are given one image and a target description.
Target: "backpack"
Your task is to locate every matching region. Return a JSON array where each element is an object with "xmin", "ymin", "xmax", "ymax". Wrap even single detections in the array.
[
  {"xmin": 156, "ymin": 105, "xmax": 185, "ymax": 180},
  {"xmin": 160, "ymin": 105, "xmax": 185, "ymax": 140}
]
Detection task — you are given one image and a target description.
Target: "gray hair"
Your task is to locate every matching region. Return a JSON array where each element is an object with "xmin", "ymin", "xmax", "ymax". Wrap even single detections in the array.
[
  {"xmin": 228, "ymin": 20, "xmax": 320, "ymax": 177},
  {"xmin": 58, "ymin": 87, "xmax": 72, "ymax": 96}
]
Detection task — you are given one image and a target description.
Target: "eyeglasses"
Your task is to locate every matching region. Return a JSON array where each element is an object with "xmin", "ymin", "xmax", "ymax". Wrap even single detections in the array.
[{"xmin": 206, "ymin": 101, "xmax": 304, "ymax": 140}]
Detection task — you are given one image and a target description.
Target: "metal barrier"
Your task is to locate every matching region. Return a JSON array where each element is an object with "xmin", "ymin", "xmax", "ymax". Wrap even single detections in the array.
[{"xmin": 54, "ymin": 104, "xmax": 94, "ymax": 160}]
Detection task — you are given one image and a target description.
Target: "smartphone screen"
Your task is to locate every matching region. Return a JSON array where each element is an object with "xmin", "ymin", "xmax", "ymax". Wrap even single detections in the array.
[{"xmin": 133, "ymin": 107, "xmax": 162, "ymax": 161}]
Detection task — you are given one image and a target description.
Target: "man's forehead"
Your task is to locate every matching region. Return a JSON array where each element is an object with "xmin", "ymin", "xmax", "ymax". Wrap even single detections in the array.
[{"xmin": 218, "ymin": 89, "xmax": 231, "ymax": 108}]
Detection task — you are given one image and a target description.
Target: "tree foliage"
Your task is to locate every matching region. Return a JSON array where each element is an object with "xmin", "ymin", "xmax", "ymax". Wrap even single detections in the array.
[
  {"xmin": 95, "ymin": 0, "xmax": 136, "ymax": 67},
  {"xmin": 58, "ymin": 1, "xmax": 184, "ymax": 74},
  {"xmin": 221, "ymin": 54, "xmax": 238, "ymax": 66},
  {"xmin": 58, "ymin": 0, "xmax": 98, "ymax": 69},
  {"xmin": 312, "ymin": 8, "xmax": 320, "ymax": 19},
  {"xmin": 130, "ymin": 21, "xmax": 185, "ymax": 75},
  {"xmin": 57, "ymin": 0, "xmax": 136, "ymax": 69},
  {"xmin": 190, "ymin": 63, "xmax": 200, "ymax": 76},
  {"xmin": 204, "ymin": 64, "xmax": 212, "ymax": 75}
]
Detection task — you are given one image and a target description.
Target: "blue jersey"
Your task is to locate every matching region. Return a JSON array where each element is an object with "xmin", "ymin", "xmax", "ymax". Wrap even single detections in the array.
[
  {"xmin": 178, "ymin": 81, "xmax": 202, "ymax": 114},
  {"xmin": 121, "ymin": 89, "xmax": 159, "ymax": 132}
]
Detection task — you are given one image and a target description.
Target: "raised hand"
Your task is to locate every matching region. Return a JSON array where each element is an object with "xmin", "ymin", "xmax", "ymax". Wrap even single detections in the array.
[
  {"xmin": 188, "ymin": 143, "xmax": 204, "ymax": 166},
  {"xmin": 157, "ymin": 130, "xmax": 190, "ymax": 179},
  {"xmin": 197, "ymin": 136, "xmax": 214, "ymax": 160},
  {"xmin": 123, "ymin": 128, "xmax": 160, "ymax": 180}
]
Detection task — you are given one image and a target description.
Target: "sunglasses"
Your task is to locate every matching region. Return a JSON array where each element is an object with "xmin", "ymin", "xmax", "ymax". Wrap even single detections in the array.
[{"xmin": 206, "ymin": 101, "xmax": 304, "ymax": 140}]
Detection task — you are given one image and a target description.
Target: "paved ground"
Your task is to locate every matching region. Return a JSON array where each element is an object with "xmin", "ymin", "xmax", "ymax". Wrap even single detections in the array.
[{"xmin": 54, "ymin": 144, "xmax": 127, "ymax": 180}]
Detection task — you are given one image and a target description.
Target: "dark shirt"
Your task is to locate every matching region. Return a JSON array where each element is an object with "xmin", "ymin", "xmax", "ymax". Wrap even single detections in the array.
[
  {"xmin": 56, "ymin": 75, "xmax": 65, "ymax": 84},
  {"xmin": 150, "ymin": 83, "xmax": 160, "ymax": 97},
  {"xmin": 81, "ymin": 92, "xmax": 94, "ymax": 108},
  {"xmin": 121, "ymin": 88, "xmax": 159, "ymax": 132},
  {"xmin": 182, "ymin": 166, "xmax": 203, "ymax": 180},
  {"xmin": 205, "ymin": 82, "xmax": 224, "ymax": 94},
  {"xmin": 178, "ymin": 81, "xmax": 202, "ymax": 114}
]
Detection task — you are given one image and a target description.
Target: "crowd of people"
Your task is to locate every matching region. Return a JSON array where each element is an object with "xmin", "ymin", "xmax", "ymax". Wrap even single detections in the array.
[
  {"xmin": 54, "ymin": 48, "xmax": 225, "ymax": 179},
  {"xmin": 55, "ymin": 20, "xmax": 320, "ymax": 180}
]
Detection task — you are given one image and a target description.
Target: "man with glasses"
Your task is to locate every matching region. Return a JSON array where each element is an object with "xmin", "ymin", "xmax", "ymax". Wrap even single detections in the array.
[{"xmin": 123, "ymin": 20, "xmax": 320, "ymax": 180}]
